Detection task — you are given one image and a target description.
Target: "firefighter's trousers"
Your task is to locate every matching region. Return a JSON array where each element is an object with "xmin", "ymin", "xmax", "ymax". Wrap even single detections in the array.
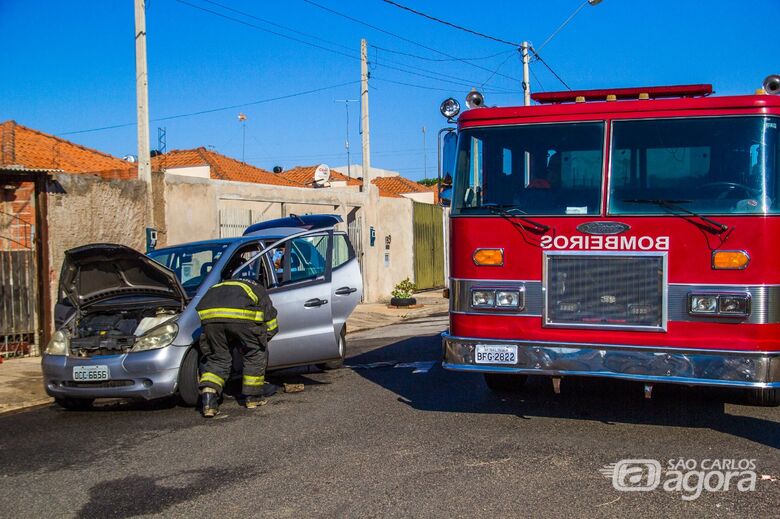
[{"xmin": 198, "ymin": 321, "xmax": 268, "ymax": 396}]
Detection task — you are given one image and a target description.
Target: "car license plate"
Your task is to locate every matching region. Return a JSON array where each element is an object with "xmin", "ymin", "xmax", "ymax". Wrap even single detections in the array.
[
  {"xmin": 73, "ymin": 365, "xmax": 110, "ymax": 382},
  {"xmin": 475, "ymin": 344, "xmax": 517, "ymax": 364}
]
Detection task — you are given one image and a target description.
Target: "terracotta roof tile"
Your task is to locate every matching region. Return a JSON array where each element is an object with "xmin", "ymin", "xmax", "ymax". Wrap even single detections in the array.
[
  {"xmin": 279, "ymin": 165, "xmax": 362, "ymax": 187},
  {"xmin": 0, "ymin": 120, "xmax": 135, "ymax": 178},
  {"xmin": 153, "ymin": 148, "xmax": 300, "ymax": 187},
  {"xmin": 371, "ymin": 175, "xmax": 430, "ymax": 197}
]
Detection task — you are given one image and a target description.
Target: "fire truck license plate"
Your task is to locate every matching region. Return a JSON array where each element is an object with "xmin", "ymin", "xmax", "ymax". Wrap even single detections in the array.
[
  {"xmin": 73, "ymin": 365, "xmax": 110, "ymax": 382},
  {"xmin": 475, "ymin": 345, "xmax": 517, "ymax": 364}
]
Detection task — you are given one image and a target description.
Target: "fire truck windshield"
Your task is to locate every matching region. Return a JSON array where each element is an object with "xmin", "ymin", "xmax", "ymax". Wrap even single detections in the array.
[
  {"xmin": 609, "ymin": 116, "xmax": 779, "ymax": 215},
  {"xmin": 451, "ymin": 122, "xmax": 604, "ymax": 216}
]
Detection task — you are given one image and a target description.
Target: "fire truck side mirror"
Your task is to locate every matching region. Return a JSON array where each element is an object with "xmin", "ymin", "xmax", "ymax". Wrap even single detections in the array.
[{"xmin": 439, "ymin": 130, "xmax": 457, "ymax": 207}]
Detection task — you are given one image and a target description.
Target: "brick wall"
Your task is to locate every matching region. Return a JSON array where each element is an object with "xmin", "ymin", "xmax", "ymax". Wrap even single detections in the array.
[{"xmin": 0, "ymin": 181, "xmax": 35, "ymax": 250}]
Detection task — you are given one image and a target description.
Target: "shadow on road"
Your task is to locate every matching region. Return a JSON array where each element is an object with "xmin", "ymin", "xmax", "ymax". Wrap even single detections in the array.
[
  {"xmin": 75, "ymin": 466, "xmax": 257, "ymax": 518},
  {"xmin": 349, "ymin": 332, "xmax": 780, "ymax": 450}
]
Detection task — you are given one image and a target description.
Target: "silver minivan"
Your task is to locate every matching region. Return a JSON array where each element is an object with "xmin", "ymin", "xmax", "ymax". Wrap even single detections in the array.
[{"xmin": 42, "ymin": 215, "xmax": 363, "ymax": 409}]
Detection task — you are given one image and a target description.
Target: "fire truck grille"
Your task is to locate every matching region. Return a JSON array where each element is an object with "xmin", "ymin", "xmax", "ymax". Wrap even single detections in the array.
[{"xmin": 544, "ymin": 253, "xmax": 666, "ymax": 330}]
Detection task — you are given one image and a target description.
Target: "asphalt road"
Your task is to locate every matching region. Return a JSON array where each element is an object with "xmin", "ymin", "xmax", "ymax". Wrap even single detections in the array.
[{"xmin": 1, "ymin": 316, "xmax": 778, "ymax": 518}]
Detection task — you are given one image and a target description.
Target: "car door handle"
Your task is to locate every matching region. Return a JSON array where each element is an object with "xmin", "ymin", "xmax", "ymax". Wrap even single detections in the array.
[
  {"xmin": 335, "ymin": 287, "xmax": 357, "ymax": 296},
  {"xmin": 304, "ymin": 298, "xmax": 329, "ymax": 308}
]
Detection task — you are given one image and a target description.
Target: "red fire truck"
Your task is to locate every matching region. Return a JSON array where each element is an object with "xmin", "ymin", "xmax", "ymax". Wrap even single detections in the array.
[{"xmin": 438, "ymin": 77, "xmax": 780, "ymax": 406}]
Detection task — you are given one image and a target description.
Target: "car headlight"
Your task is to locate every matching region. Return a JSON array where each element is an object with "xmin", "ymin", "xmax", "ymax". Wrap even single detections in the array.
[
  {"xmin": 45, "ymin": 330, "xmax": 69, "ymax": 356},
  {"xmin": 132, "ymin": 322, "xmax": 178, "ymax": 352}
]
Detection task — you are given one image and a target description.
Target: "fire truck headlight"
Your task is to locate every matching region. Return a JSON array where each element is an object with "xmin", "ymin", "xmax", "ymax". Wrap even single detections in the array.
[
  {"xmin": 496, "ymin": 290, "xmax": 522, "ymax": 309},
  {"xmin": 718, "ymin": 294, "xmax": 751, "ymax": 316},
  {"xmin": 689, "ymin": 294, "xmax": 718, "ymax": 314},
  {"xmin": 471, "ymin": 289, "xmax": 496, "ymax": 308},
  {"xmin": 440, "ymin": 98, "xmax": 461, "ymax": 119}
]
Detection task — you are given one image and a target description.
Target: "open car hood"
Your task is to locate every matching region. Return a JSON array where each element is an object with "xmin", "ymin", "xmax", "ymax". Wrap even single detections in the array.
[{"xmin": 60, "ymin": 243, "xmax": 187, "ymax": 309}]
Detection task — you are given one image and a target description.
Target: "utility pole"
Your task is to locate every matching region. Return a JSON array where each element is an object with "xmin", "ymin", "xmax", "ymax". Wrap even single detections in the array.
[
  {"xmin": 521, "ymin": 41, "xmax": 531, "ymax": 107},
  {"xmin": 335, "ymin": 100, "xmax": 357, "ymax": 178},
  {"xmin": 134, "ymin": 0, "xmax": 153, "ymax": 229},
  {"xmin": 421, "ymin": 126, "xmax": 427, "ymax": 179},
  {"xmin": 360, "ymin": 38, "xmax": 371, "ymax": 191}
]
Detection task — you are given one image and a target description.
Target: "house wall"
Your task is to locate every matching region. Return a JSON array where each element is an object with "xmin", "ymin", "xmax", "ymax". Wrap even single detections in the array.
[
  {"xmin": 401, "ymin": 191, "xmax": 435, "ymax": 204},
  {"xmin": 45, "ymin": 173, "xmax": 147, "ymax": 307},
  {"xmin": 164, "ymin": 165, "xmax": 211, "ymax": 179},
  {"xmin": 162, "ymin": 174, "xmax": 415, "ymax": 301}
]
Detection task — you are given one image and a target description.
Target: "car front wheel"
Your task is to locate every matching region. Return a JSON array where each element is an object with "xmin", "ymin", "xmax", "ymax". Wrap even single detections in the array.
[{"xmin": 177, "ymin": 347, "xmax": 200, "ymax": 407}]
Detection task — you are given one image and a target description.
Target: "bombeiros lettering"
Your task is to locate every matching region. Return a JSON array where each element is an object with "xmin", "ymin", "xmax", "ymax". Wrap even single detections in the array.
[{"xmin": 540, "ymin": 234, "xmax": 670, "ymax": 251}]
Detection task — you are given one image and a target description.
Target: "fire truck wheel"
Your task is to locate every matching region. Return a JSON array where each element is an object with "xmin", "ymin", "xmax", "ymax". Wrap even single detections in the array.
[
  {"xmin": 484, "ymin": 373, "xmax": 528, "ymax": 393},
  {"xmin": 746, "ymin": 387, "xmax": 780, "ymax": 407}
]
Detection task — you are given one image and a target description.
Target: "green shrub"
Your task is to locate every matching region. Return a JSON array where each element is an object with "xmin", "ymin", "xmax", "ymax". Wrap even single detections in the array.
[{"xmin": 391, "ymin": 278, "xmax": 416, "ymax": 299}]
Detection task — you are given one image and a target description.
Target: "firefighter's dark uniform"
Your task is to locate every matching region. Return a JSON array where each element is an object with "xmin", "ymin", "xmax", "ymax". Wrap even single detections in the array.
[{"xmin": 196, "ymin": 280, "xmax": 278, "ymax": 401}]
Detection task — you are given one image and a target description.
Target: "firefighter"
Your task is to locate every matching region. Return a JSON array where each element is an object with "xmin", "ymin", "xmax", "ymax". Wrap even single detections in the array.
[{"xmin": 196, "ymin": 278, "xmax": 278, "ymax": 418}]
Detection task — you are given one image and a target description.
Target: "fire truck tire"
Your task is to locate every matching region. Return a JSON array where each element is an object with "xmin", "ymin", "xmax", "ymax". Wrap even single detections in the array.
[
  {"xmin": 484, "ymin": 373, "xmax": 528, "ymax": 393},
  {"xmin": 746, "ymin": 387, "xmax": 780, "ymax": 407}
]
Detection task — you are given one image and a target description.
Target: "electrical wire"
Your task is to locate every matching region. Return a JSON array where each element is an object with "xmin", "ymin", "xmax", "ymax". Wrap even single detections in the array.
[
  {"xmin": 181, "ymin": 0, "xmax": 516, "ymax": 93},
  {"xmin": 175, "ymin": 0, "xmax": 359, "ymax": 60},
  {"xmin": 480, "ymin": 51, "xmax": 519, "ymax": 89},
  {"xmin": 371, "ymin": 45, "xmax": 515, "ymax": 63},
  {"xmin": 59, "ymin": 80, "xmax": 361, "ymax": 136},
  {"xmin": 379, "ymin": 0, "xmax": 520, "ymax": 47},
  {"xmin": 530, "ymin": 48, "xmax": 571, "ymax": 91},
  {"xmin": 301, "ymin": 0, "xmax": 518, "ymax": 83}
]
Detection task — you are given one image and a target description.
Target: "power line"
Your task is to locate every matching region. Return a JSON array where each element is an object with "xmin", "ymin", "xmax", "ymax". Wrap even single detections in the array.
[
  {"xmin": 181, "ymin": 0, "xmax": 515, "ymax": 93},
  {"xmin": 200, "ymin": 0, "xmax": 355, "ymax": 54},
  {"xmin": 371, "ymin": 45, "xmax": 514, "ymax": 63},
  {"xmin": 480, "ymin": 51, "xmax": 518, "ymax": 89},
  {"xmin": 379, "ymin": 0, "xmax": 521, "ymax": 47},
  {"xmin": 530, "ymin": 48, "xmax": 571, "ymax": 91},
  {"xmin": 301, "ymin": 0, "xmax": 518, "ymax": 83},
  {"xmin": 59, "ymin": 80, "xmax": 361, "ymax": 136},
  {"xmin": 175, "ymin": 0, "xmax": 359, "ymax": 60}
]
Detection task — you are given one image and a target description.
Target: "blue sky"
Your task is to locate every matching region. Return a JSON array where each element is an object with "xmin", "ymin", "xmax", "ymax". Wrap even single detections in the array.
[{"xmin": 1, "ymin": 0, "xmax": 778, "ymax": 180}]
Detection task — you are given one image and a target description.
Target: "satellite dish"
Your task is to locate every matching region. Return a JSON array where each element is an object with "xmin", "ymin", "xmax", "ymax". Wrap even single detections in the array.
[
  {"xmin": 123, "ymin": 154, "xmax": 137, "ymax": 163},
  {"xmin": 314, "ymin": 164, "xmax": 331, "ymax": 184}
]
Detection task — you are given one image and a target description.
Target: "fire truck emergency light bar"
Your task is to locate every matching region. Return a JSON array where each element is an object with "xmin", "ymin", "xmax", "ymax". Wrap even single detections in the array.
[{"xmin": 531, "ymin": 84, "xmax": 713, "ymax": 104}]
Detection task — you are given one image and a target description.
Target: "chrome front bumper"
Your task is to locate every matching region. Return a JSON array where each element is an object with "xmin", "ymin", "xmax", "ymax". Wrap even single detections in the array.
[
  {"xmin": 442, "ymin": 333, "xmax": 780, "ymax": 388},
  {"xmin": 41, "ymin": 345, "xmax": 188, "ymax": 400}
]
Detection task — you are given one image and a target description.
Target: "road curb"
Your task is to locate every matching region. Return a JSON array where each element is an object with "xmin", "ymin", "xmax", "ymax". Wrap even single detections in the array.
[{"xmin": 0, "ymin": 398, "xmax": 53, "ymax": 416}]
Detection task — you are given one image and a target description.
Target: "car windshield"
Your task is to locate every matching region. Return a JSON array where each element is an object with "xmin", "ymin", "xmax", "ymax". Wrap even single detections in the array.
[
  {"xmin": 609, "ymin": 116, "xmax": 780, "ymax": 215},
  {"xmin": 451, "ymin": 122, "xmax": 605, "ymax": 216},
  {"xmin": 148, "ymin": 242, "xmax": 229, "ymax": 297}
]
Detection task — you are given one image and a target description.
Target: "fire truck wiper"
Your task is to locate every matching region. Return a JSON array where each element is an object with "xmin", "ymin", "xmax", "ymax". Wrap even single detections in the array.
[
  {"xmin": 623, "ymin": 199, "xmax": 729, "ymax": 234},
  {"xmin": 482, "ymin": 203, "xmax": 551, "ymax": 233}
]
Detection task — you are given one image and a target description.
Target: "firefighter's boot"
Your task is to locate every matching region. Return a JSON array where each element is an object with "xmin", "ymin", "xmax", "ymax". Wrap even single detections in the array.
[
  {"xmin": 201, "ymin": 388, "xmax": 220, "ymax": 418},
  {"xmin": 259, "ymin": 382, "xmax": 280, "ymax": 398},
  {"xmin": 245, "ymin": 395, "xmax": 267, "ymax": 409}
]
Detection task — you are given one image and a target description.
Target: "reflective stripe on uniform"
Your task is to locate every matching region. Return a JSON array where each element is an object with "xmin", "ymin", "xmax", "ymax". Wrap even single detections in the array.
[
  {"xmin": 212, "ymin": 281, "xmax": 259, "ymax": 304},
  {"xmin": 200, "ymin": 372, "xmax": 225, "ymax": 387},
  {"xmin": 197, "ymin": 307, "xmax": 265, "ymax": 322},
  {"xmin": 242, "ymin": 374, "xmax": 265, "ymax": 386},
  {"xmin": 266, "ymin": 318, "xmax": 278, "ymax": 331}
]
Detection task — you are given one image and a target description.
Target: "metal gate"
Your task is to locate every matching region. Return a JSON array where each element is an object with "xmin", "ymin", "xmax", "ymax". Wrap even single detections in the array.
[
  {"xmin": 347, "ymin": 215, "xmax": 364, "ymax": 302},
  {"xmin": 0, "ymin": 209, "xmax": 37, "ymax": 357},
  {"xmin": 412, "ymin": 202, "xmax": 444, "ymax": 290}
]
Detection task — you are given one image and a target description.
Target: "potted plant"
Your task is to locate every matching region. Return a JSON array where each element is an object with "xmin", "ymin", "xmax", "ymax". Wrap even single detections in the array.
[{"xmin": 390, "ymin": 278, "xmax": 417, "ymax": 307}]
